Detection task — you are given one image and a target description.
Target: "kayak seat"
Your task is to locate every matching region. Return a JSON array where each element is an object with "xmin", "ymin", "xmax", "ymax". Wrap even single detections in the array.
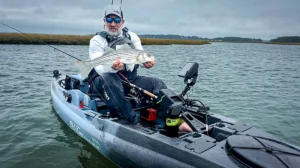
[
  {"xmin": 66, "ymin": 89, "xmax": 108, "ymax": 113},
  {"xmin": 66, "ymin": 89, "xmax": 84, "ymax": 106},
  {"xmin": 65, "ymin": 90, "xmax": 96, "ymax": 110},
  {"xmin": 66, "ymin": 74, "xmax": 89, "ymax": 93}
]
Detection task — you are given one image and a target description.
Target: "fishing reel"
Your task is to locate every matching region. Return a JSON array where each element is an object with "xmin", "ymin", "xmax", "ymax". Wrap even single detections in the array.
[
  {"xmin": 125, "ymin": 86, "xmax": 155, "ymax": 107},
  {"xmin": 126, "ymin": 87, "xmax": 144, "ymax": 104}
]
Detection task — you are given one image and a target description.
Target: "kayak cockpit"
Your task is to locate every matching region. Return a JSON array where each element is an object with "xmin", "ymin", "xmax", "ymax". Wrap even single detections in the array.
[
  {"xmin": 52, "ymin": 63, "xmax": 226, "ymax": 139},
  {"xmin": 51, "ymin": 62, "xmax": 300, "ymax": 168}
]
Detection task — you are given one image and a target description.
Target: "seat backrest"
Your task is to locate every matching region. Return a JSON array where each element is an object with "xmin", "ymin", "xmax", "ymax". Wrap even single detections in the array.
[{"xmin": 65, "ymin": 74, "xmax": 89, "ymax": 93}]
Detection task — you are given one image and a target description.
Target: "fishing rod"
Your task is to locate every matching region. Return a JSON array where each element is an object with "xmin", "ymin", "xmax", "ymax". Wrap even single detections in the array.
[
  {"xmin": 1, "ymin": 22, "xmax": 158, "ymax": 98},
  {"xmin": 0, "ymin": 22, "xmax": 82, "ymax": 61},
  {"xmin": 111, "ymin": 0, "xmax": 123, "ymax": 8},
  {"xmin": 118, "ymin": 72, "xmax": 158, "ymax": 99}
]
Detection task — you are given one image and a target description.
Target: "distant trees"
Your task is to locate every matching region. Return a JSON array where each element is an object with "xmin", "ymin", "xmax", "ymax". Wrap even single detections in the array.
[
  {"xmin": 141, "ymin": 38, "xmax": 210, "ymax": 45},
  {"xmin": 138, "ymin": 34, "xmax": 263, "ymax": 42},
  {"xmin": 270, "ymin": 36, "xmax": 300, "ymax": 43},
  {"xmin": 138, "ymin": 34, "xmax": 205, "ymax": 40},
  {"xmin": 212, "ymin": 37, "xmax": 263, "ymax": 42}
]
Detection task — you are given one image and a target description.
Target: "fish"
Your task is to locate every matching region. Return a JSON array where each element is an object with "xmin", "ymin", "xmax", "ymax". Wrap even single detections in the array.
[{"xmin": 76, "ymin": 44, "xmax": 155, "ymax": 79}]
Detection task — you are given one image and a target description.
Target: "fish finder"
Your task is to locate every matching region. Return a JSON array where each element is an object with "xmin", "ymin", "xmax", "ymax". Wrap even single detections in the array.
[
  {"xmin": 157, "ymin": 62, "xmax": 200, "ymax": 117},
  {"xmin": 178, "ymin": 62, "xmax": 199, "ymax": 98},
  {"xmin": 178, "ymin": 62, "xmax": 198, "ymax": 84}
]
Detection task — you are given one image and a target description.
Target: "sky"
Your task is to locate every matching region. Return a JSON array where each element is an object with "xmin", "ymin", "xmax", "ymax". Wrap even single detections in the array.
[{"xmin": 0, "ymin": 0, "xmax": 300, "ymax": 40}]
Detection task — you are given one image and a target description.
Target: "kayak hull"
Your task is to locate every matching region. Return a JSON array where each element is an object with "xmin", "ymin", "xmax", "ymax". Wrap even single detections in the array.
[
  {"xmin": 51, "ymin": 76, "xmax": 201, "ymax": 167},
  {"xmin": 51, "ymin": 74, "xmax": 300, "ymax": 168}
]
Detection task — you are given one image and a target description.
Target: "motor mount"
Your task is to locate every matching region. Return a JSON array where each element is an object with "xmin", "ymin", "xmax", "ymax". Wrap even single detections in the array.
[
  {"xmin": 178, "ymin": 62, "xmax": 199, "ymax": 98},
  {"xmin": 157, "ymin": 89, "xmax": 184, "ymax": 118}
]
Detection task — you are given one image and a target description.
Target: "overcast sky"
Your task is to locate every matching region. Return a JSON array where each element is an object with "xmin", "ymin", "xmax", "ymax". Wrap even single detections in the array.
[{"xmin": 1, "ymin": 0, "xmax": 299, "ymax": 40}]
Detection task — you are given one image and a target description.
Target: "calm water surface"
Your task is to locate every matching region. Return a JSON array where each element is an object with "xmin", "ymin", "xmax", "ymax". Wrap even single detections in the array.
[{"xmin": 0, "ymin": 43, "xmax": 300, "ymax": 168}]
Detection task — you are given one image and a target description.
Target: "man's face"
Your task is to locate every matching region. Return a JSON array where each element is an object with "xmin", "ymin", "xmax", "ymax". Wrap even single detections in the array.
[{"xmin": 104, "ymin": 14, "xmax": 125, "ymax": 36}]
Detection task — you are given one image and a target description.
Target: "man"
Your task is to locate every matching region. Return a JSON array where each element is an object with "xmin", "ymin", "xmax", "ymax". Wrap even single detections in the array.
[
  {"xmin": 88, "ymin": 4, "xmax": 167, "ymax": 124},
  {"xmin": 88, "ymin": 5, "xmax": 192, "ymax": 132}
]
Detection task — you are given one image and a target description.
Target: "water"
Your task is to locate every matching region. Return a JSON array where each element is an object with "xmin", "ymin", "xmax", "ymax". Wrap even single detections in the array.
[{"xmin": 0, "ymin": 43, "xmax": 300, "ymax": 167}]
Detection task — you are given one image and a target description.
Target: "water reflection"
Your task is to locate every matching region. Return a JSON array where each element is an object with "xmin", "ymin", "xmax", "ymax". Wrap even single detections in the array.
[{"xmin": 50, "ymin": 107, "xmax": 119, "ymax": 168}]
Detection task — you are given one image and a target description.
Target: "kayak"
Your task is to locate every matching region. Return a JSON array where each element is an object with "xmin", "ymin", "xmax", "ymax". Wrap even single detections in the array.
[{"xmin": 50, "ymin": 63, "xmax": 300, "ymax": 168}]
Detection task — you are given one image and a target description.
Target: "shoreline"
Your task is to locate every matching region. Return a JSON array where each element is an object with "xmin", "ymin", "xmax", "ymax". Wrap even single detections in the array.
[
  {"xmin": 2, "ymin": 33, "xmax": 299, "ymax": 46},
  {"xmin": 264, "ymin": 42, "xmax": 300, "ymax": 46},
  {"xmin": 0, "ymin": 33, "xmax": 210, "ymax": 45},
  {"xmin": 210, "ymin": 41, "xmax": 263, "ymax": 44}
]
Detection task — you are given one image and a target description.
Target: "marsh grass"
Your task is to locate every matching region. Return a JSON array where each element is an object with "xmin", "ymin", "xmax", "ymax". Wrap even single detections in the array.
[
  {"xmin": 0, "ymin": 33, "xmax": 210, "ymax": 45},
  {"xmin": 0, "ymin": 33, "xmax": 91, "ymax": 45}
]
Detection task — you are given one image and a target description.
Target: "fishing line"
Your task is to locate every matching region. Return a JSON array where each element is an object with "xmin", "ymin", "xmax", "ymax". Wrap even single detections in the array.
[
  {"xmin": 110, "ymin": 0, "xmax": 122, "ymax": 8},
  {"xmin": 0, "ymin": 22, "xmax": 82, "ymax": 61}
]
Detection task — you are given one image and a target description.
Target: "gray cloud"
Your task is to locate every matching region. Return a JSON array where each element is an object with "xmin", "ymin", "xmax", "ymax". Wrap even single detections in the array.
[{"xmin": 1, "ymin": 0, "xmax": 300, "ymax": 39}]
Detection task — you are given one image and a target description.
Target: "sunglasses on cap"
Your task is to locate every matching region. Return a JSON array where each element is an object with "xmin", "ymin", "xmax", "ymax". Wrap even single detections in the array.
[{"xmin": 105, "ymin": 17, "xmax": 122, "ymax": 24}]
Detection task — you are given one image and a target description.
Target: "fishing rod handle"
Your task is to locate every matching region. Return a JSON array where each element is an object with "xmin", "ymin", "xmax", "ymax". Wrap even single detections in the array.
[
  {"xmin": 143, "ymin": 90, "xmax": 158, "ymax": 99},
  {"xmin": 128, "ymin": 82, "xmax": 157, "ymax": 99}
]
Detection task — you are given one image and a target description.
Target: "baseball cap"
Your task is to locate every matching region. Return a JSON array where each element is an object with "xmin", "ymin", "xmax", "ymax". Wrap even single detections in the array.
[{"xmin": 104, "ymin": 5, "xmax": 123, "ymax": 18}]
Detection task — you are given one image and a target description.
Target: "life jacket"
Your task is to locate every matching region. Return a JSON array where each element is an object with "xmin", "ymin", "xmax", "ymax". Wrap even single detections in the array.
[{"xmin": 96, "ymin": 27, "xmax": 139, "ymax": 82}]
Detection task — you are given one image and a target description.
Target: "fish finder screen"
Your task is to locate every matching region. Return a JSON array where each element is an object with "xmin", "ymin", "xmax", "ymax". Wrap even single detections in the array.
[{"xmin": 178, "ymin": 63, "xmax": 194, "ymax": 78}]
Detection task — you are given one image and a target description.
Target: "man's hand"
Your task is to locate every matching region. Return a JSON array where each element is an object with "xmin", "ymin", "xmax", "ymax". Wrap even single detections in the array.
[
  {"xmin": 143, "ymin": 60, "xmax": 155, "ymax": 69},
  {"xmin": 111, "ymin": 58, "xmax": 124, "ymax": 70}
]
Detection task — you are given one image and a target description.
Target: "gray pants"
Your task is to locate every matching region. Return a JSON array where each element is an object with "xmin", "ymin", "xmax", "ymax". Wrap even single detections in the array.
[{"xmin": 91, "ymin": 73, "xmax": 167, "ymax": 123}]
